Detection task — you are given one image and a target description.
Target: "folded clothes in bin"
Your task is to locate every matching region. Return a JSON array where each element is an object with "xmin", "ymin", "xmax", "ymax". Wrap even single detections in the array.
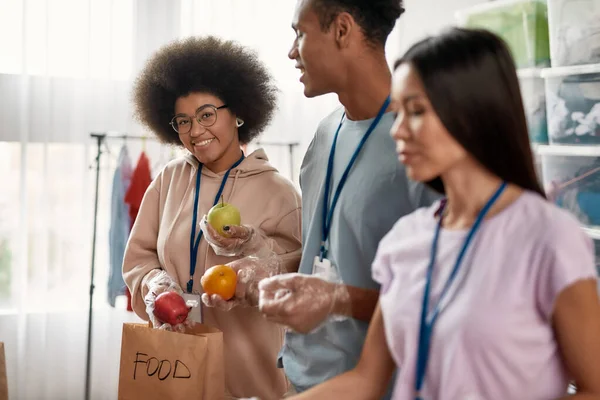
[
  {"xmin": 548, "ymin": 158, "xmax": 600, "ymax": 226},
  {"xmin": 548, "ymin": 0, "xmax": 600, "ymax": 67},
  {"xmin": 577, "ymin": 192, "xmax": 600, "ymax": 225},
  {"xmin": 545, "ymin": 66, "xmax": 600, "ymax": 145}
]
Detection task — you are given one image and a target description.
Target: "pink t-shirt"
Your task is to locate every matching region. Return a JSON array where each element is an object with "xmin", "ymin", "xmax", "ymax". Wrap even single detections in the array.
[{"xmin": 373, "ymin": 190, "xmax": 597, "ymax": 400}]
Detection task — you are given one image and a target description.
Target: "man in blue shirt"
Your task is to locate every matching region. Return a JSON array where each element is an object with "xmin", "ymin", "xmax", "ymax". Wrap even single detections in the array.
[{"xmin": 258, "ymin": 0, "xmax": 441, "ymax": 396}]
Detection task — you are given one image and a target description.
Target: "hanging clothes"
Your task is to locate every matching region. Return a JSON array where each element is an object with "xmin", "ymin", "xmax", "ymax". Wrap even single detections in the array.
[
  {"xmin": 108, "ymin": 145, "xmax": 133, "ymax": 307},
  {"xmin": 125, "ymin": 151, "xmax": 153, "ymax": 230},
  {"xmin": 123, "ymin": 150, "xmax": 153, "ymax": 310}
]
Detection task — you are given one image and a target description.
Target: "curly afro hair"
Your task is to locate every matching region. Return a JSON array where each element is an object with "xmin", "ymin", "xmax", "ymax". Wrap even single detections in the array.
[
  {"xmin": 310, "ymin": 0, "xmax": 405, "ymax": 46},
  {"xmin": 132, "ymin": 36, "xmax": 278, "ymax": 145}
]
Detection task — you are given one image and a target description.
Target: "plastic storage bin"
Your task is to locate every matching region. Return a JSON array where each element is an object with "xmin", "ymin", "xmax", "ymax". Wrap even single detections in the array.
[
  {"xmin": 542, "ymin": 63, "xmax": 600, "ymax": 145},
  {"xmin": 594, "ymin": 239, "xmax": 600, "ymax": 277},
  {"xmin": 593, "ymin": 239, "xmax": 600, "ymax": 292},
  {"xmin": 518, "ymin": 68, "xmax": 549, "ymax": 143},
  {"xmin": 542, "ymin": 154, "xmax": 600, "ymax": 228},
  {"xmin": 547, "ymin": 0, "xmax": 600, "ymax": 67},
  {"xmin": 455, "ymin": 0, "xmax": 550, "ymax": 68},
  {"xmin": 534, "ymin": 154, "xmax": 545, "ymax": 187}
]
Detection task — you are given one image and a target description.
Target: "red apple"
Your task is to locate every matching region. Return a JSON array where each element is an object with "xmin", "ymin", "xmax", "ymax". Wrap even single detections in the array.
[{"xmin": 153, "ymin": 292, "xmax": 189, "ymax": 326}]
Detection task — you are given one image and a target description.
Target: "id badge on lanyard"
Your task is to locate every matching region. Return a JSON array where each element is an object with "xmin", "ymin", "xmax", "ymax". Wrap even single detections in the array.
[
  {"xmin": 312, "ymin": 256, "xmax": 338, "ymax": 281},
  {"xmin": 182, "ymin": 293, "xmax": 202, "ymax": 323}
]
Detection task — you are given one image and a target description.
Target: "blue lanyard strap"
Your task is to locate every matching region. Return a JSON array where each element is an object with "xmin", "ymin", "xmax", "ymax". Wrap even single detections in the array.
[
  {"xmin": 320, "ymin": 96, "xmax": 391, "ymax": 261},
  {"xmin": 187, "ymin": 153, "xmax": 245, "ymax": 293},
  {"xmin": 414, "ymin": 182, "xmax": 507, "ymax": 400}
]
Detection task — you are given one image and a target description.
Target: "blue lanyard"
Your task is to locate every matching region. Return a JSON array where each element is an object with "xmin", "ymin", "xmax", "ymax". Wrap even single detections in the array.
[
  {"xmin": 187, "ymin": 153, "xmax": 245, "ymax": 293},
  {"xmin": 320, "ymin": 96, "xmax": 391, "ymax": 261},
  {"xmin": 414, "ymin": 182, "xmax": 507, "ymax": 400}
]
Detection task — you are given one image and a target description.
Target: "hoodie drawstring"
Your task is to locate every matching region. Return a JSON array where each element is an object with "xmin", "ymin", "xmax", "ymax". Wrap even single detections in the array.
[{"xmin": 230, "ymin": 169, "xmax": 241, "ymax": 200}]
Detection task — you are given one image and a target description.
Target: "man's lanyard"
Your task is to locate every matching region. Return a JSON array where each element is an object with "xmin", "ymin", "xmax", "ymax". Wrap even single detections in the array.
[
  {"xmin": 320, "ymin": 96, "xmax": 391, "ymax": 261},
  {"xmin": 187, "ymin": 153, "xmax": 245, "ymax": 293},
  {"xmin": 414, "ymin": 182, "xmax": 507, "ymax": 400}
]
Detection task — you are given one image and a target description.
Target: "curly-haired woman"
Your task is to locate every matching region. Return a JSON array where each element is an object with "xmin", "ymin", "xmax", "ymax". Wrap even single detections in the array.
[{"xmin": 123, "ymin": 36, "xmax": 301, "ymax": 400}]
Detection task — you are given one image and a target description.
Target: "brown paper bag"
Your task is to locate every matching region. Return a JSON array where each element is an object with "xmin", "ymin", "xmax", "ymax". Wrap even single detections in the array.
[
  {"xmin": 0, "ymin": 342, "xmax": 8, "ymax": 400},
  {"xmin": 118, "ymin": 323, "xmax": 224, "ymax": 400}
]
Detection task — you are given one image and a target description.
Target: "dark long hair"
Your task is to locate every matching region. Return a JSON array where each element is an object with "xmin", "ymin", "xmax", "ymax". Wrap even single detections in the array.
[{"xmin": 395, "ymin": 28, "xmax": 545, "ymax": 197}]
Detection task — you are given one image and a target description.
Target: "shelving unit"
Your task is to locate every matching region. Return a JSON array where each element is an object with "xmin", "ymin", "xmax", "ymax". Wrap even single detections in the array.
[
  {"xmin": 535, "ymin": 144, "xmax": 600, "ymax": 157},
  {"xmin": 455, "ymin": 0, "xmax": 600, "ymax": 256},
  {"xmin": 582, "ymin": 226, "xmax": 600, "ymax": 240}
]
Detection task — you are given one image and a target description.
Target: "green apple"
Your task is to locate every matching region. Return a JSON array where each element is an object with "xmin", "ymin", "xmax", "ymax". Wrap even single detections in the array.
[{"xmin": 207, "ymin": 196, "xmax": 241, "ymax": 236}]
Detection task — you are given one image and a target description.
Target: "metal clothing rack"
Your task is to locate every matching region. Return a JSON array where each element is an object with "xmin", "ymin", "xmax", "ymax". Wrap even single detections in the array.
[{"xmin": 85, "ymin": 132, "xmax": 157, "ymax": 400}]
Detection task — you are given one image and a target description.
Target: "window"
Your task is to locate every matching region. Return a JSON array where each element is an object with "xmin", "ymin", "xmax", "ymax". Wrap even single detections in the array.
[{"xmin": 0, "ymin": 0, "xmax": 134, "ymax": 80}]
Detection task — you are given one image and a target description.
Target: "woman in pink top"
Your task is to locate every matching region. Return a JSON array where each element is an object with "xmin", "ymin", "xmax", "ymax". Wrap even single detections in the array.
[{"xmin": 288, "ymin": 28, "xmax": 600, "ymax": 399}]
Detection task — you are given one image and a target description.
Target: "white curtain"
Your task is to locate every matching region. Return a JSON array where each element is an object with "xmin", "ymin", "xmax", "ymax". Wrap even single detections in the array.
[{"xmin": 0, "ymin": 0, "xmax": 404, "ymax": 398}]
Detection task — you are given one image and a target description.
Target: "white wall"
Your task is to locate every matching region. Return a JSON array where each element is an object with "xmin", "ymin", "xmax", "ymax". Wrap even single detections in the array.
[
  {"xmin": 399, "ymin": 0, "xmax": 493, "ymax": 51},
  {"xmin": 393, "ymin": 0, "xmax": 491, "ymax": 55}
]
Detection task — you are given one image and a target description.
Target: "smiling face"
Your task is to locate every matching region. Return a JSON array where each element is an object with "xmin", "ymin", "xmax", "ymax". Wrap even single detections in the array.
[
  {"xmin": 288, "ymin": 0, "xmax": 344, "ymax": 97},
  {"xmin": 389, "ymin": 63, "xmax": 469, "ymax": 183},
  {"xmin": 173, "ymin": 92, "xmax": 242, "ymax": 172}
]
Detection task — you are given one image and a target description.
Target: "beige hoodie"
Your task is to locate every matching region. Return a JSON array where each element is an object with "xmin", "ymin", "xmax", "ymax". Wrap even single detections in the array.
[{"xmin": 123, "ymin": 149, "xmax": 301, "ymax": 400}]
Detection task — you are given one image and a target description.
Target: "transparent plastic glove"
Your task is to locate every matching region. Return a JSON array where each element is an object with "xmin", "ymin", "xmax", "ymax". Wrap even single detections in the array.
[
  {"xmin": 144, "ymin": 270, "xmax": 191, "ymax": 333},
  {"xmin": 202, "ymin": 254, "xmax": 283, "ymax": 311},
  {"xmin": 258, "ymin": 273, "xmax": 351, "ymax": 334},
  {"xmin": 199, "ymin": 216, "xmax": 272, "ymax": 258}
]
